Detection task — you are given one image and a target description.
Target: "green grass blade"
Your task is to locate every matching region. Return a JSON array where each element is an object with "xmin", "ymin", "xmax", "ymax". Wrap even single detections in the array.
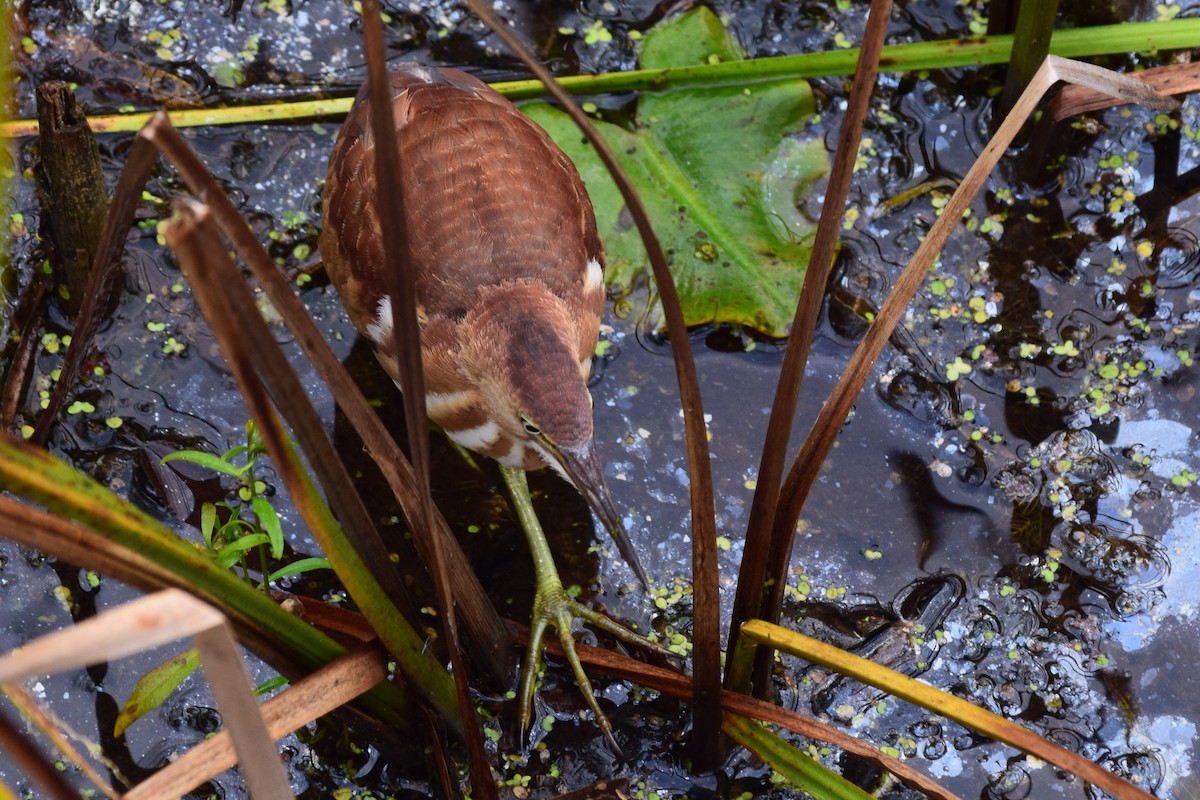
[
  {"xmin": 160, "ymin": 448, "xmax": 247, "ymax": 479},
  {"xmin": 722, "ymin": 713, "xmax": 875, "ymax": 800},
  {"xmin": 251, "ymin": 496, "xmax": 285, "ymax": 558},
  {"xmin": 1, "ymin": 19, "xmax": 1195, "ymax": 137},
  {"xmin": 0, "ymin": 434, "xmax": 413, "ymax": 731},
  {"xmin": 266, "ymin": 557, "xmax": 331, "ymax": 583},
  {"xmin": 740, "ymin": 619, "xmax": 1157, "ymax": 800}
]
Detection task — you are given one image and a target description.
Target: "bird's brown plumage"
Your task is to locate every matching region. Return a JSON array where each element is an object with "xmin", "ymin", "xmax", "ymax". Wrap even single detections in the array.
[
  {"xmin": 320, "ymin": 68, "xmax": 656, "ymax": 739},
  {"xmin": 319, "ymin": 64, "xmax": 622, "ymax": 528}
]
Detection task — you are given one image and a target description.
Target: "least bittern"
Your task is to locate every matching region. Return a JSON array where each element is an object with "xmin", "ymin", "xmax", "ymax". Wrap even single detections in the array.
[{"xmin": 319, "ymin": 64, "xmax": 658, "ymax": 742}]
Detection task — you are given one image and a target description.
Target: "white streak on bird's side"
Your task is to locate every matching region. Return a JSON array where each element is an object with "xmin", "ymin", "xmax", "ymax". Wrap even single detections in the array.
[
  {"xmin": 365, "ymin": 296, "xmax": 393, "ymax": 346},
  {"xmin": 426, "ymin": 389, "xmax": 475, "ymax": 418},
  {"xmin": 448, "ymin": 419, "xmax": 502, "ymax": 453},
  {"xmin": 584, "ymin": 257, "xmax": 603, "ymax": 293}
]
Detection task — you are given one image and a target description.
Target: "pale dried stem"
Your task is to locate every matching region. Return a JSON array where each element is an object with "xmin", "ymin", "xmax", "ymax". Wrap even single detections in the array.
[
  {"xmin": 124, "ymin": 646, "xmax": 386, "ymax": 799},
  {"xmin": 0, "ymin": 590, "xmax": 293, "ymax": 800}
]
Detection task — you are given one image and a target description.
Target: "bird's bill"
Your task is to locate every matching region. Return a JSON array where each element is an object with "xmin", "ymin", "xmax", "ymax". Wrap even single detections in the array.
[{"xmin": 556, "ymin": 441, "xmax": 650, "ymax": 589}]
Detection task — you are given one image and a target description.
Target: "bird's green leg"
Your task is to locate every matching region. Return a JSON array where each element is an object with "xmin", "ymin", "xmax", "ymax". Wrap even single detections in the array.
[{"xmin": 499, "ymin": 465, "xmax": 669, "ymax": 749}]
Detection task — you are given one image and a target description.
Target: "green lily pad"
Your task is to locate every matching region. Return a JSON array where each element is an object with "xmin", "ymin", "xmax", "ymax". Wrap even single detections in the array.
[{"xmin": 525, "ymin": 6, "xmax": 829, "ymax": 337}]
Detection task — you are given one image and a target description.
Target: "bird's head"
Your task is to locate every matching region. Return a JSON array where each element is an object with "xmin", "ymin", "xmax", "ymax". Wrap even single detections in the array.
[
  {"xmin": 461, "ymin": 281, "xmax": 600, "ymax": 477},
  {"xmin": 456, "ymin": 282, "xmax": 646, "ymax": 585}
]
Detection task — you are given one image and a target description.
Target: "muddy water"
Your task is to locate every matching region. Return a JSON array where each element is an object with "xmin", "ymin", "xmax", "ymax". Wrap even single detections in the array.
[{"xmin": 3, "ymin": 0, "xmax": 1200, "ymax": 797}]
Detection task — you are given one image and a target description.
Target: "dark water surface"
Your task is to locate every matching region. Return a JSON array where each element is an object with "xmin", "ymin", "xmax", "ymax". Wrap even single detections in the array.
[{"xmin": 4, "ymin": 0, "xmax": 1200, "ymax": 797}]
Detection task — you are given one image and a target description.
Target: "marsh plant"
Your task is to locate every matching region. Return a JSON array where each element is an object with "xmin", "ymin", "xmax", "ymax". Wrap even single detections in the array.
[{"xmin": 162, "ymin": 420, "xmax": 331, "ymax": 593}]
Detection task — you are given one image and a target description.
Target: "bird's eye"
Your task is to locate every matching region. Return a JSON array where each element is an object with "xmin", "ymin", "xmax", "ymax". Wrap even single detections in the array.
[{"xmin": 519, "ymin": 415, "xmax": 540, "ymax": 435}]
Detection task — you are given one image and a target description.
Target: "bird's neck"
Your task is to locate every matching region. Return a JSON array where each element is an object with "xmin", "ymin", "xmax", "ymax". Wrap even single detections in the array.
[{"xmin": 464, "ymin": 282, "xmax": 593, "ymax": 448}]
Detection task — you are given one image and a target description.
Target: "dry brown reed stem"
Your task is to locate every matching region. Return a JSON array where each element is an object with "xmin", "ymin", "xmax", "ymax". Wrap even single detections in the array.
[
  {"xmin": 31, "ymin": 134, "xmax": 160, "ymax": 444},
  {"xmin": 762, "ymin": 56, "xmax": 1176, "ymax": 667},
  {"xmin": 1051, "ymin": 61, "xmax": 1200, "ymax": 120},
  {"xmin": 163, "ymin": 197, "xmax": 462, "ymax": 731},
  {"xmin": 124, "ymin": 645, "xmax": 388, "ymax": 800},
  {"xmin": 139, "ymin": 113, "xmax": 513, "ymax": 683},
  {"xmin": 359, "ymin": 0, "xmax": 493, "ymax": 794},
  {"xmin": 461, "ymin": 0, "xmax": 724, "ymax": 767},
  {"xmin": 728, "ymin": 0, "xmax": 894, "ymax": 699},
  {"xmin": 0, "ymin": 589, "xmax": 293, "ymax": 800}
]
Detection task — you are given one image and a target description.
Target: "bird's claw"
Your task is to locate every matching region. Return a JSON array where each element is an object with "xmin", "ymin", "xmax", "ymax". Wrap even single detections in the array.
[
  {"xmin": 499, "ymin": 464, "xmax": 672, "ymax": 750},
  {"xmin": 515, "ymin": 580, "xmax": 673, "ymax": 753}
]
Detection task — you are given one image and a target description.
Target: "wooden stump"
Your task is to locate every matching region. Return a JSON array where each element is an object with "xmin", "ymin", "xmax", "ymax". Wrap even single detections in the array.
[{"xmin": 35, "ymin": 80, "xmax": 108, "ymax": 316}]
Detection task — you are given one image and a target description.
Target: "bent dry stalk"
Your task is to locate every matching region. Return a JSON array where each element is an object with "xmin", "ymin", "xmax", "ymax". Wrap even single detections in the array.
[
  {"xmin": 756, "ymin": 55, "xmax": 1177, "ymax": 661},
  {"xmin": 0, "ymin": 590, "xmax": 292, "ymax": 800}
]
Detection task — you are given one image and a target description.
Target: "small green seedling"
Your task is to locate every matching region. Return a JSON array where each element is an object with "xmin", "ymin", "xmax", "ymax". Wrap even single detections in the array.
[
  {"xmin": 116, "ymin": 422, "xmax": 332, "ymax": 737},
  {"xmin": 161, "ymin": 420, "xmax": 330, "ymax": 593}
]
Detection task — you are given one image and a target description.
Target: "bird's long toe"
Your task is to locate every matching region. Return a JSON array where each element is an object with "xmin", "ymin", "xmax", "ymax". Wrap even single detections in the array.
[{"xmin": 514, "ymin": 574, "xmax": 677, "ymax": 752}]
